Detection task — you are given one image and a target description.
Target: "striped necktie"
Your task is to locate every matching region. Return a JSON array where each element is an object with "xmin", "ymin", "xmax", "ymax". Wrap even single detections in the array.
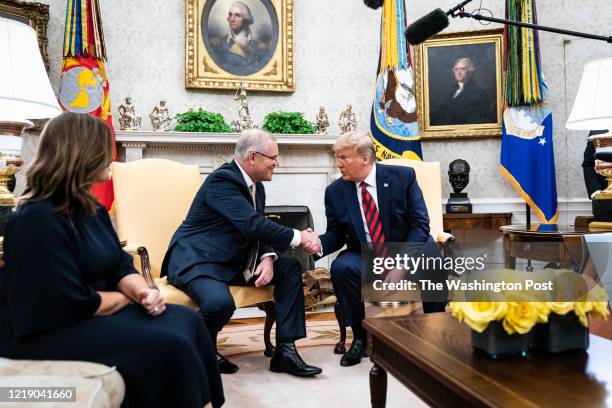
[{"xmin": 360, "ymin": 181, "xmax": 388, "ymax": 258}]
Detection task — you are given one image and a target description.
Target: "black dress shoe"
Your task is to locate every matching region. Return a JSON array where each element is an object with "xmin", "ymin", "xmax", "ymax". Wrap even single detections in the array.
[
  {"xmin": 340, "ymin": 339, "xmax": 368, "ymax": 367},
  {"xmin": 270, "ymin": 342, "xmax": 322, "ymax": 377},
  {"xmin": 216, "ymin": 352, "xmax": 239, "ymax": 374}
]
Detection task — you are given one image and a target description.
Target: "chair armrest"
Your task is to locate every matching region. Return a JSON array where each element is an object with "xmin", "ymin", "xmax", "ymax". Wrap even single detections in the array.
[
  {"xmin": 120, "ymin": 241, "xmax": 158, "ymax": 290},
  {"xmin": 437, "ymin": 232, "xmax": 455, "ymax": 243}
]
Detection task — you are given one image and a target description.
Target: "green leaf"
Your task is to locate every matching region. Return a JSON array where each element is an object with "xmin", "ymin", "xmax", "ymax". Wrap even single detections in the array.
[
  {"xmin": 174, "ymin": 108, "xmax": 233, "ymax": 133},
  {"xmin": 262, "ymin": 112, "xmax": 316, "ymax": 134}
]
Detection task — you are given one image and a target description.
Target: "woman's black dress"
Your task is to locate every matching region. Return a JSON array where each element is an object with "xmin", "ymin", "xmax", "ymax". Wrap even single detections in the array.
[{"xmin": 0, "ymin": 200, "xmax": 224, "ymax": 407}]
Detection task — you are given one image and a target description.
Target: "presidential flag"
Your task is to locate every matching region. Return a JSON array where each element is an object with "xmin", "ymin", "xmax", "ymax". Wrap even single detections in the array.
[
  {"xmin": 370, "ymin": 0, "xmax": 422, "ymax": 160},
  {"xmin": 499, "ymin": 0, "xmax": 558, "ymax": 224},
  {"xmin": 58, "ymin": 0, "xmax": 116, "ymax": 211}
]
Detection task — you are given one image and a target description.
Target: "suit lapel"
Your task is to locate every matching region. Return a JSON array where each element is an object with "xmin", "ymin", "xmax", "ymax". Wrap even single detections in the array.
[
  {"xmin": 376, "ymin": 164, "xmax": 391, "ymax": 240},
  {"xmin": 343, "ymin": 180, "xmax": 367, "ymax": 243},
  {"xmin": 230, "ymin": 160, "xmax": 255, "ymax": 203}
]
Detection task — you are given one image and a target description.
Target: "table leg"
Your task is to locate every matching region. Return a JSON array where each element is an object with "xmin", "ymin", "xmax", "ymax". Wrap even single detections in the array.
[
  {"xmin": 370, "ymin": 363, "xmax": 387, "ymax": 408},
  {"xmin": 503, "ymin": 235, "xmax": 516, "ymax": 269}
]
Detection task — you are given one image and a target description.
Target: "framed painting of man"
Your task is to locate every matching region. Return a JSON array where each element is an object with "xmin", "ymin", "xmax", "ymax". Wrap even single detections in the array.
[
  {"xmin": 414, "ymin": 29, "xmax": 504, "ymax": 139},
  {"xmin": 0, "ymin": 0, "xmax": 49, "ymax": 72},
  {"xmin": 185, "ymin": 0, "xmax": 294, "ymax": 93}
]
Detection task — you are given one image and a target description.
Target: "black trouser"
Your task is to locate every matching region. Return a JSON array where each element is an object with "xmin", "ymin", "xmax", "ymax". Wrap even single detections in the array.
[{"xmin": 181, "ymin": 256, "xmax": 307, "ymax": 347}]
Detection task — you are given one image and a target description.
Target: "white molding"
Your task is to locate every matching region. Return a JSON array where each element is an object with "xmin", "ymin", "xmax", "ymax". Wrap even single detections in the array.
[
  {"xmin": 115, "ymin": 131, "xmax": 338, "ymax": 146},
  {"xmin": 442, "ymin": 198, "xmax": 593, "ymax": 226}
]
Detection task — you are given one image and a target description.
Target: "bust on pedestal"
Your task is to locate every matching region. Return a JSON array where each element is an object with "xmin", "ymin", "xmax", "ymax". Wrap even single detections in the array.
[{"xmin": 446, "ymin": 159, "xmax": 472, "ymax": 214}]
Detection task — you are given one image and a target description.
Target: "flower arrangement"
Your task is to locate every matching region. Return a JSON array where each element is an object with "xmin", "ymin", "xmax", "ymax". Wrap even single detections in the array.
[
  {"xmin": 450, "ymin": 299, "xmax": 609, "ymax": 335},
  {"xmin": 450, "ymin": 268, "xmax": 610, "ymax": 335},
  {"xmin": 449, "ymin": 269, "xmax": 610, "ymax": 356}
]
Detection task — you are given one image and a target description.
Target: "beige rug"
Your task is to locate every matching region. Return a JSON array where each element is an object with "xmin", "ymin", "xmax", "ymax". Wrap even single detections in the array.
[
  {"xmin": 218, "ymin": 318, "xmax": 427, "ymax": 408},
  {"xmin": 221, "ymin": 345, "xmax": 427, "ymax": 408}
]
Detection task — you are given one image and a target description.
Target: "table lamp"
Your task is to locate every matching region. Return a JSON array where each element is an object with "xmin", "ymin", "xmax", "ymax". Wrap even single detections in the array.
[
  {"xmin": 0, "ymin": 16, "xmax": 61, "ymax": 234},
  {"xmin": 566, "ymin": 57, "xmax": 612, "ymax": 222}
]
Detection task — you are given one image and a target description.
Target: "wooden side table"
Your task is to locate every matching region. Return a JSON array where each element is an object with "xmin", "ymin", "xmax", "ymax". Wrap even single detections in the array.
[
  {"xmin": 364, "ymin": 313, "xmax": 612, "ymax": 408},
  {"xmin": 443, "ymin": 212, "xmax": 512, "ymax": 233},
  {"xmin": 500, "ymin": 224, "xmax": 612, "ymax": 269}
]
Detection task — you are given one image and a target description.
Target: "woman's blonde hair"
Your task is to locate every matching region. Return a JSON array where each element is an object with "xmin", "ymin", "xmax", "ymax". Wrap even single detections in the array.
[{"xmin": 20, "ymin": 112, "xmax": 113, "ymax": 216}]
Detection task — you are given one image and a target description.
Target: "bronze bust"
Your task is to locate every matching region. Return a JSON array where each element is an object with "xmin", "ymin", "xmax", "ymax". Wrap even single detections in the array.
[
  {"xmin": 446, "ymin": 159, "xmax": 472, "ymax": 213},
  {"xmin": 449, "ymin": 159, "xmax": 470, "ymax": 194}
]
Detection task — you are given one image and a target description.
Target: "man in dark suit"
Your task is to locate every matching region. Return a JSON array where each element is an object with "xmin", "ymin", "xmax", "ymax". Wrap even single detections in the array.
[
  {"xmin": 306, "ymin": 132, "xmax": 447, "ymax": 367},
  {"xmin": 583, "ymin": 130, "xmax": 608, "ymax": 199},
  {"xmin": 162, "ymin": 129, "xmax": 322, "ymax": 377}
]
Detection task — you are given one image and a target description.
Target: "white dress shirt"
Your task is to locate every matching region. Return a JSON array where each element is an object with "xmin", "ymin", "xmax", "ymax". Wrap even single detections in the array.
[{"xmin": 235, "ymin": 161, "xmax": 301, "ymax": 261}]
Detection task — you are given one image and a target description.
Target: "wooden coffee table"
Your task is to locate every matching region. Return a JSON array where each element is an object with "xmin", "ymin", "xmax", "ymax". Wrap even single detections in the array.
[{"xmin": 363, "ymin": 313, "xmax": 612, "ymax": 408}]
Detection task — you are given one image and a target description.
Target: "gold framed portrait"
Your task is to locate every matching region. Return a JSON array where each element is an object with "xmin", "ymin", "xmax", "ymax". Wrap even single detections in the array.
[
  {"xmin": 415, "ymin": 29, "xmax": 504, "ymax": 140},
  {"xmin": 0, "ymin": 0, "xmax": 49, "ymax": 72},
  {"xmin": 185, "ymin": 0, "xmax": 294, "ymax": 93}
]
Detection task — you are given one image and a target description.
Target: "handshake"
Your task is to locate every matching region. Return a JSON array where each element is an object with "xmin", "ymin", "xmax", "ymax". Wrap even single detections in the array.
[{"xmin": 299, "ymin": 228, "xmax": 321, "ymax": 255}]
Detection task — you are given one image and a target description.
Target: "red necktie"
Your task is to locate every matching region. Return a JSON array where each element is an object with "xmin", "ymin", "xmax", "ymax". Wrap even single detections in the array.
[{"xmin": 360, "ymin": 182, "xmax": 388, "ymax": 258}]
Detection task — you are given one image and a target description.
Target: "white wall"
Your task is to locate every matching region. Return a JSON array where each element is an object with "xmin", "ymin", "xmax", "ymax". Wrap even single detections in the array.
[{"xmin": 21, "ymin": 0, "xmax": 612, "ymax": 202}]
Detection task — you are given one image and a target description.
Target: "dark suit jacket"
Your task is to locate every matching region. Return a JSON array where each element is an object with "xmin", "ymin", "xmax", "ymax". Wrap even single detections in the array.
[
  {"xmin": 430, "ymin": 78, "xmax": 496, "ymax": 126},
  {"xmin": 583, "ymin": 130, "xmax": 608, "ymax": 198},
  {"xmin": 318, "ymin": 163, "xmax": 431, "ymax": 258},
  {"xmin": 161, "ymin": 161, "xmax": 294, "ymax": 286}
]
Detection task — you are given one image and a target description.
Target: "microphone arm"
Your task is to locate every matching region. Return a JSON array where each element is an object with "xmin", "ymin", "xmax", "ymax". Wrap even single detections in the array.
[
  {"xmin": 454, "ymin": 11, "xmax": 612, "ymax": 43},
  {"xmin": 446, "ymin": 0, "xmax": 475, "ymax": 17}
]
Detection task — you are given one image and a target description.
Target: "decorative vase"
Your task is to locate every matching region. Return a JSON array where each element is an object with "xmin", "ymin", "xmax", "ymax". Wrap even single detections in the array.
[
  {"xmin": 471, "ymin": 321, "xmax": 529, "ymax": 358},
  {"xmin": 530, "ymin": 312, "xmax": 589, "ymax": 353}
]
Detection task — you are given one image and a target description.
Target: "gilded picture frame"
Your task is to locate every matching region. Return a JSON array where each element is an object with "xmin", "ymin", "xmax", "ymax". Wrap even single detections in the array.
[
  {"xmin": 185, "ymin": 0, "xmax": 294, "ymax": 93},
  {"xmin": 0, "ymin": 0, "xmax": 50, "ymax": 72},
  {"xmin": 415, "ymin": 29, "xmax": 504, "ymax": 140}
]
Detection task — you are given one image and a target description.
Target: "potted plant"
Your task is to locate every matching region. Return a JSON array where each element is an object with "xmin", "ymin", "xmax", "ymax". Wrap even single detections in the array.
[
  {"xmin": 262, "ymin": 112, "xmax": 316, "ymax": 134},
  {"xmin": 174, "ymin": 108, "xmax": 233, "ymax": 133}
]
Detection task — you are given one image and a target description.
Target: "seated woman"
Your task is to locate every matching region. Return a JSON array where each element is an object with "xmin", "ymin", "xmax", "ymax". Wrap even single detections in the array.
[{"xmin": 0, "ymin": 112, "xmax": 224, "ymax": 408}]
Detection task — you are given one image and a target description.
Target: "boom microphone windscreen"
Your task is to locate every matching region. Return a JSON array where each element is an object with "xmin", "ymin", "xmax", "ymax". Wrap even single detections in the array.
[
  {"xmin": 363, "ymin": 0, "xmax": 384, "ymax": 10},
  {"xmin": 405, "ymin": 8, "xmax": 450, "ymax": 45}
]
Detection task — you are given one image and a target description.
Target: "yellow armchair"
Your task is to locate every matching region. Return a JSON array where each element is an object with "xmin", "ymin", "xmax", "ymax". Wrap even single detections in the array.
[
  {"xmin": 112, "ymin": 159, "xmax": 277, "ymax": 356},
  {"xmin": 381, "ymin": 158, "xmax": 454, "ymax": 246}
]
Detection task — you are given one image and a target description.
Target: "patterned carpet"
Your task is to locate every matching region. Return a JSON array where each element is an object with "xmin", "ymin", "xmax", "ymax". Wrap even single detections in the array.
[
  {"xmin": 219, "ymin": 319, "xmax": 346, "ymax": 357},
  {"xmin": 217, "ymin": 306, "xmax": 427, "ymax": 407}
]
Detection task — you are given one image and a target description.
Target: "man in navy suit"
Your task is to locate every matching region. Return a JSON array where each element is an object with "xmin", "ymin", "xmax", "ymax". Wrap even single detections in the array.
[
  {"xmin": 307, "ymin": 132, "xmax": 447, "ymax": 367},
  {"xmin": 162, "ymin": 129, "xmax": 322, "ymax": 377}
]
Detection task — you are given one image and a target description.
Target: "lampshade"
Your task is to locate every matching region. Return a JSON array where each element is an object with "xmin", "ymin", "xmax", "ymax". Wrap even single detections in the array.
[
  {"xmin": 566, "ymin": 57, "xmax": 612, "ymax": 131},
  {"xmin": 0, "ymin": 16, "xmax": 61, "ymax": 121}
]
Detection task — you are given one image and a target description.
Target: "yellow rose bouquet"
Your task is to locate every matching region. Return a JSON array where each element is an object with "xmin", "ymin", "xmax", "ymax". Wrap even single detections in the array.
[{"xmin": 449, "ymin": 287, "xmax": 610, "ymax": 356}]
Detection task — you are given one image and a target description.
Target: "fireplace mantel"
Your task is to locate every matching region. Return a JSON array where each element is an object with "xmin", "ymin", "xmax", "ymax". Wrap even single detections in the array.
[{"xmin": 116, "ymin": 131, "xmax": 338, "ymax": 161}]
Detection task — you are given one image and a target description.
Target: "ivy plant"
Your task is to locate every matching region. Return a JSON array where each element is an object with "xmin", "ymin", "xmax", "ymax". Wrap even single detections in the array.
[
  {"xmin": 262, "ymin": 112, "xmax": 316, "ymax": 134},
  {"xmin": 174, "ymin": 108, "xmax": 233, "ymax": 133}
]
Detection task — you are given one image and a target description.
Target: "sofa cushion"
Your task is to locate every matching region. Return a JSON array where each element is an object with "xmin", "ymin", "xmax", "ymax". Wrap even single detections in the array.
[{"xmin": 0, "ymin": 358, "xmax": 125, "ymax": 408}]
